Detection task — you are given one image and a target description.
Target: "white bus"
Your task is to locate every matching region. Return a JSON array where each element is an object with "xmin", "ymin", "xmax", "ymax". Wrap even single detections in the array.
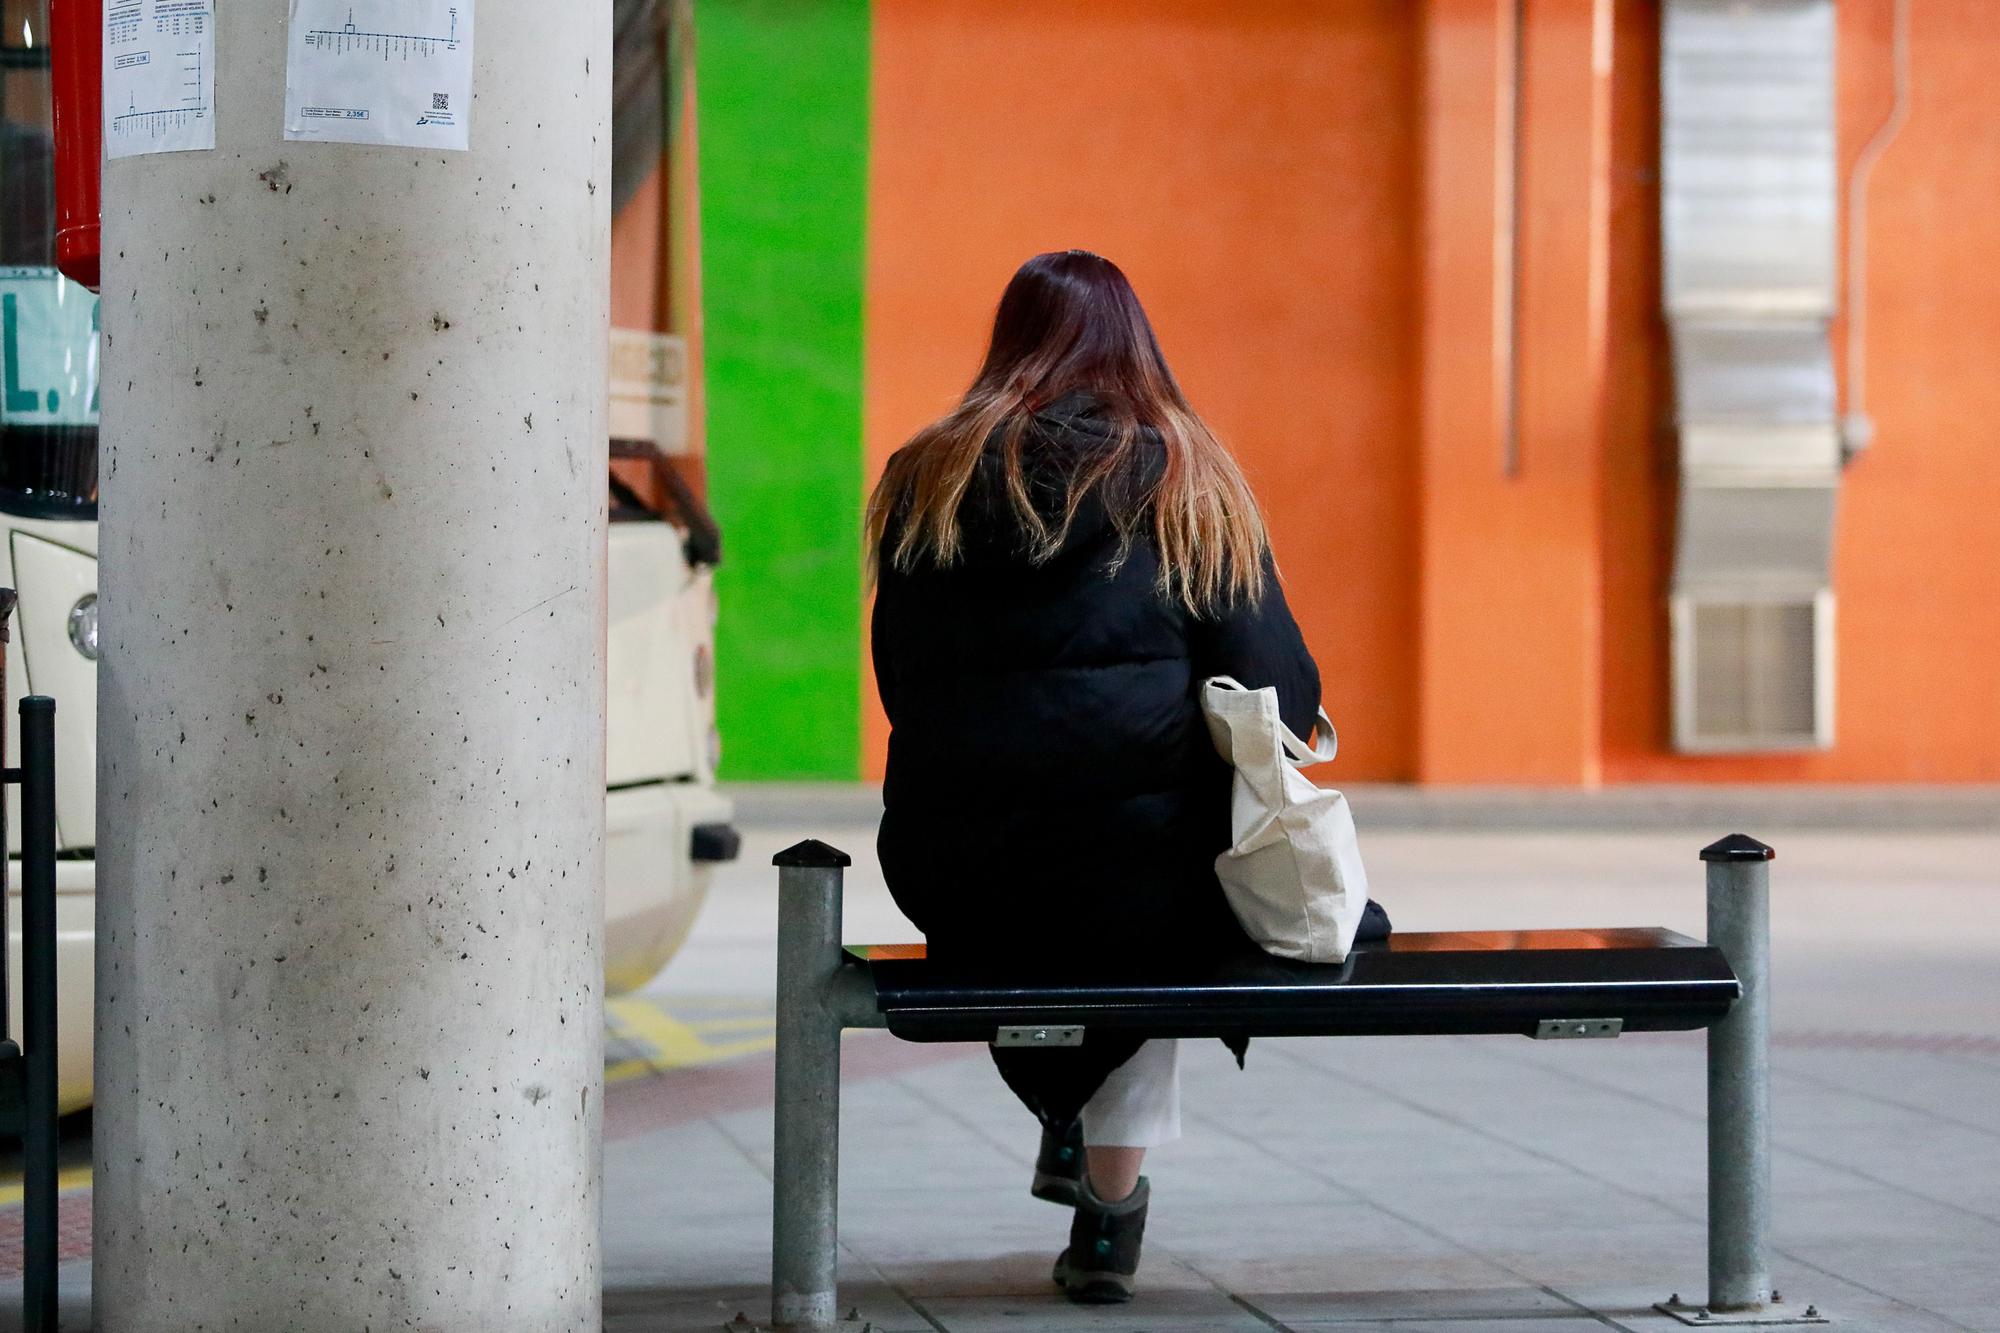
[{"xmin": 0, "ymin": 272, "xmax": 737, "ymax": 1115}]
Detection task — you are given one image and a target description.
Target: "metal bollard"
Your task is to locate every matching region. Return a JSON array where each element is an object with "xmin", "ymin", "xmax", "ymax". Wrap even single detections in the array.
[
  {"xmin": 19, "ymin": 696, "xmax": 59, "ymax": 1333},
  {"xmin": 1705, "ymin": 832, "xmax": 1773, "ymax": 1314},
  {"xmin": 771, "ymin": 840, "xmax": 853, "ymax": 1333}
]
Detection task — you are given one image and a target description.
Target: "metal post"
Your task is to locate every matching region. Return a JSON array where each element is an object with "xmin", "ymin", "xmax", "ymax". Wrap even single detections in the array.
[
  {"xmin": 0, "ymin": 587, "xmax": 15, "ymax": 1045},
  {"xmin": 1705, "ymin": 833, "xmax": 1773, "ymax": 1313},
  {"xmin": 19, "ymin": 696, "xmax": 58, "ymax": 1332},
  {"xmin": 771, "ymin": 839, "xmax": 853, "ymax": 1332}
]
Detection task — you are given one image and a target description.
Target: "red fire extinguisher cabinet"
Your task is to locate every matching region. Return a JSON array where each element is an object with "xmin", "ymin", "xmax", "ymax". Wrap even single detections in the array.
[{"xmin": 48, "ymin": 0, "xmax": 102, "ymax": 293}]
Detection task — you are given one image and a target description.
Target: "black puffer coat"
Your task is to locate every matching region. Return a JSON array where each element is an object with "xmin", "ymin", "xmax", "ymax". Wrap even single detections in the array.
[
  {"xmin": 872, "ymin": 392, "xmax": 1385, "ymax": 1126},
  {"xmin": 873, "ymin": 393, "xmax": 1324, "ymax": 966}
]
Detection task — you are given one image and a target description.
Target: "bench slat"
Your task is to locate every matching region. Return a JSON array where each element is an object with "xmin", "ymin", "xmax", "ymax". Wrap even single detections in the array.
[{"xmin": 849, "ymin": 927, "xmax": 1739, "ymax": 1042}]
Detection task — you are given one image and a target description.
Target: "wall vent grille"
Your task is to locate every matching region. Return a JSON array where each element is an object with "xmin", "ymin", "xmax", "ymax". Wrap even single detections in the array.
[{"xmin": 1672, "ymin": 593, "xmax": 1833, "ymax": 752}]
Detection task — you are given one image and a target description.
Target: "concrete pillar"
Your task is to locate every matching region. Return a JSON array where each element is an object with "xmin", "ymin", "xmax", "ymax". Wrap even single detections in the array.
[{"xmin": 92, "ymin": 5, "xmax": 609, "ymax": 1330}]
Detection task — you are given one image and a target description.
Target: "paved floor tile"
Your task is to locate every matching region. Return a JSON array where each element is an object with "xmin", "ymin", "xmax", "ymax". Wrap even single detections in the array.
[
  {"xmin": 1242, "ymin": 1283, "xmax": 1575, "ymax": 1323},
  {"xmin": 1285, "ymin": 1322, "xmax": 1601, "ymax": 1333},
  {"xmin": 914, "ymin": 1288, "xmax": 1274, "ymax": 1332}
]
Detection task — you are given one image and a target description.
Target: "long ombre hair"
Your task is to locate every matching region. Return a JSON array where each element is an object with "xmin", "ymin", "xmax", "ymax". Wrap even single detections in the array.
[{"xmin": 865, "ymin": 251, "xmax": 1267, "ymax": 612}]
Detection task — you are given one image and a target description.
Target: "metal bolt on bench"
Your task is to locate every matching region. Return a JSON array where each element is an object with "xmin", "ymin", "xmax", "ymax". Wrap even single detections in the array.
[{"xmin": 770, "ymin": 834, "xmax": 1822, "ymax": 1332}]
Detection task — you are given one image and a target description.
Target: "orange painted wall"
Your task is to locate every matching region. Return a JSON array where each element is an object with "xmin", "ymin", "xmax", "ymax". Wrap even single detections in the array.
[
  {"xmin": 862, "ymin": 0, "xmax": 1423, "ymax": 781},
  {"xmin": 1416, "ymin": 0, "xmax": 1612, "ymax": 784},
  {"xmin": 1599, "ymin": 0, "xmax": 2000, "ymax": 781},
  {"xmin": 626, "ymin": 0, "xmax": 2000, "ymax": 782}
]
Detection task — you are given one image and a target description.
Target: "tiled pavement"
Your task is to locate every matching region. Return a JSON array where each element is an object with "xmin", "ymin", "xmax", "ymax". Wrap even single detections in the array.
[
  {"xmin": 599, "ymin": 1027, "xmax": 2000, "ymax": 1332},
  {"xmin": 604, "ymin": 823, "xmax": 2000, "ymax": 1333},
  {"xmin": 9, "ymin": 820, "xmax": 1999, "ymax": 1330}
]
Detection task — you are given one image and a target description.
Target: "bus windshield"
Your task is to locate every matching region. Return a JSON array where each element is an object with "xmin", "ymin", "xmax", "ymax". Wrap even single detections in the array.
[{"xmin": 2, "ymin": 0, "xmax": 98, "ymax": 519}]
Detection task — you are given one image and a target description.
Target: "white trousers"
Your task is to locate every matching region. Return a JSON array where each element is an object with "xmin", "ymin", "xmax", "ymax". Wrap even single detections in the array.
[{"xmin": 1079, "ymin": 1038, "xmax": 1181, "ymax": 1148}]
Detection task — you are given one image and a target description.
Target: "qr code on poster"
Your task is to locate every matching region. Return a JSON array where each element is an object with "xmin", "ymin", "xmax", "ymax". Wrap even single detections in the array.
[{"xmin": 432, "ymin": 93, "xmax": 450, "ymax": 111}]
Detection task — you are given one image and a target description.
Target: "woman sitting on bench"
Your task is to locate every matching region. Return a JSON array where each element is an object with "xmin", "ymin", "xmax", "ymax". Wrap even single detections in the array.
[{"xmin": 866, "ymin": 249, "xmax": 1388, "ymax": 1305}]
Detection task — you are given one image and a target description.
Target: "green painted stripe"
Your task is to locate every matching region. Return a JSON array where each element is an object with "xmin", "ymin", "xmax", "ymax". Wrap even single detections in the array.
[{"xmin": 696, "ymin": 0, "xmax": 869, "ymax": 780}]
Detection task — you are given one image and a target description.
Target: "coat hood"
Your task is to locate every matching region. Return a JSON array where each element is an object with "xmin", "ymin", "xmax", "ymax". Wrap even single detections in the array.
[{"xmin": 950, "ymin": 391, "xmax": 1165, "ymax": 568}]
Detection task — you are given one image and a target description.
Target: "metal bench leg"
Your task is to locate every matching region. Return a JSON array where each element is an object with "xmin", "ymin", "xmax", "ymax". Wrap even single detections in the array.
[
  {"xmin": 772, "ymin": 841, "xmax": 853, "ymax": 1332},
  {"xmin": 1666, "ymin": 835, "xmax": 1820, "ymax": 1324},
  {"xmin": 1706, "ymin": 834, "xmax": 1773, "ymax": 1313}
]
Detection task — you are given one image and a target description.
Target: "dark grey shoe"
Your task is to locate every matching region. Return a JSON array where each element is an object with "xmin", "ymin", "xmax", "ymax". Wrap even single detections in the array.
[
  {"xmin": 1052, "ymin": 1175, "xmax": 1149, "ymax": 1304},
  {"xmin": 1030, "ymin": 1120, "xmax": 1084, "ymax": 1206}
]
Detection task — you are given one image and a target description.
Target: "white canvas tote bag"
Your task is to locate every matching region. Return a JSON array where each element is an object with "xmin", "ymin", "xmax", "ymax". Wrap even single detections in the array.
[{"xmin": 1200, "ymin": 676, "xmax": 1371, "ymax": 963}]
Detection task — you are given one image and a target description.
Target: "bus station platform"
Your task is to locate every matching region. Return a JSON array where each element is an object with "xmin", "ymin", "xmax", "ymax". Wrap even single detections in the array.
[{"xmin": 7, "ymin": 806, "xmax": 1999, "ymax": 1332}]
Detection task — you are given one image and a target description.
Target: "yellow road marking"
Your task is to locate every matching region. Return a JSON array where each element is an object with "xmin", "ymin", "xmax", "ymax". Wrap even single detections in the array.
[
  {"xmin": 604, "ymin": 996, "xmax": 775, "ymax": 1085},
  {"xmin": 685, "ymin": 1015, "xmax": 780, "ymax": 1035}
]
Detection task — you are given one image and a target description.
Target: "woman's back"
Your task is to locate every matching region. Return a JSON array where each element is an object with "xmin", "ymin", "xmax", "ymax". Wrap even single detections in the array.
[{"xmin": 873, "ymin": 391, "xmax": 1319, "ymax": 963}]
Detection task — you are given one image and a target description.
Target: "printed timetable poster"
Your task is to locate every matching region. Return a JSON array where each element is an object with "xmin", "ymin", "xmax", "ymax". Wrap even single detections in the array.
[
  {"xmin": 284, "ymin": 0, "xmax": 475, "ymax": 150},
  {"xmin": 104, "ymin": 0, "xmax": 217, "ymax": 158}
]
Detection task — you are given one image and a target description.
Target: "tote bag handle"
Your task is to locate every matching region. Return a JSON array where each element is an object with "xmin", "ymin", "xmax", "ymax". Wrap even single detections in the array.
[
  {"xmin": 1204, "ymin": 676, "xmax": 1338, "ymax": 768},
  {"xmin": 1282, "ymin": 707, "xmax": 1338, "ymax": 768}
]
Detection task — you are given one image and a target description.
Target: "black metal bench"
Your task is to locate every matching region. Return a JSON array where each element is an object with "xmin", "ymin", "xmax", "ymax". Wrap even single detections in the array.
[
  {"xmin": 768, "ymin": 834, "xmax": 1821, "ymax": 1330},
  {"xmin": 857, "ymin": 926, "xmax": 1736, "ymax": 1043}
]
